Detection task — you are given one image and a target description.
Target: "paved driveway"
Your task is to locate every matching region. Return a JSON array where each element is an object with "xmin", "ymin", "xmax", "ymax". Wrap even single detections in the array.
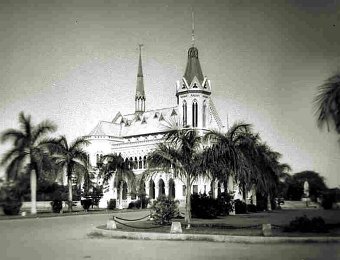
[{"xmin": 0, "ymin": 212, "xmax": 339, "ymax": 260}]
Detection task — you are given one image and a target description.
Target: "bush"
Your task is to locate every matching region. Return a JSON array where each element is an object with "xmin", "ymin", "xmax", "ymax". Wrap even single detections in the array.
[
  {"xmin": 81, "ymin": 199, "xmax": 92, "ymax": 211},
  {"xmin": 50, "ymin": 199, "xmax": 63, "ymax": 213},
  {"xmin": 0, "ymin": 183, "xmax": 22, "ymax": 215},
  {"xmin": 234, "ymin": 199, "xmax": 247, "ymax": 214},
  {"xmin": 247, "ymin": 204, "xmax": 257, "ymax": 213},
  {"xmin": 107, "ymin": 199, "xmax": 116, "ymax": 210},
  {"xmin": 151, "ymin": 196, "xmax": 179, "ymax": 225},
  {"xmin": 128, "ymin": 201, "xmax": 138, "ymax": 209},
  {"xmin": 191, "ymin": 193, "xmax": 219, "ymax": 219},
  {"xmin": 321, "ymin": 190, "xmax": 336, "ymax": 209},
  {"xmin": 216, "ymin": 192, "xmax": 234, "ymax": 216},
  {"xmin": 285, "ymin": 215, "xmax": 327, "ymax": 233},
  {"xmin": 191, "ymin": 192, "xmax": 234, "ymax": 219}
]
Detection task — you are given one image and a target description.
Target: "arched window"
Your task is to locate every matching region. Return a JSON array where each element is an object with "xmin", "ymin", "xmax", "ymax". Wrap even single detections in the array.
[
  {"xmin": 182, "ymin": 100, "xmax": 187, "ymax": 126},
  {"xmin": 202, "ymin": 100, "xmax": 207, "ymax": 128},
  {"xmin": 134, "ymin": 157, "xmax": 138, "ymax": 169},
  {"xmin": 192, "ymin": 100, "xmax": 198, "ymax": 127},
  {"xmin": 138, "ymin": 156, "xmax": 142, "ymax": 169},
  {"xmin": 143, "ymin": 156, "xmax": 147, "ymax": 169}
]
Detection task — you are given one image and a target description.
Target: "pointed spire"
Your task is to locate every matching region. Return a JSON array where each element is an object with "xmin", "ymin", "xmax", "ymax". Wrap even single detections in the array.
[
  {"xmin": 191, "ymin": 11, "xmax": 195, "ymax": 47},
  {"xmin": 135, "ymin": 44, "xmax": 145, "ymax": 113},
  {"xmin": 183, "ymin": 11, "xmax": 204, "ymax": 85}
]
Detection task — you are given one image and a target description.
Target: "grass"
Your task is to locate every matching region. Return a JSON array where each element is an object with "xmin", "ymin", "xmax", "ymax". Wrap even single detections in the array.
[{"xmin": 96, "ymin": 208, "xmax": 340, "ymax": 237}]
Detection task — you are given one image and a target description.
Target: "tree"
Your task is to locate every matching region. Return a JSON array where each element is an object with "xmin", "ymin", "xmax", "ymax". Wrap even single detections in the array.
[
  {"xmin": 314, "ymin": 73, "xmax": 340, "ymax": 134},
  {"xmin": 285, "ymin": 171, "xmax": 328, "ymax": 201},
  {"xmin": 47, "ymin": 136, "xmax": 89, "ymax": 212},
  {"xmin": 99, "ymin": 153, "xmax": 135, "ymax": 209},
  {"xmin": 1, "ymin": 112, "xmax": 56, "ymax": 214},
  {"xmin": 205, "ymin": 122, "xmax": 290, "ymax": 210},
  {"xmin": 145, "ymin": 128, "xmax": 208, "ymax": 229}
]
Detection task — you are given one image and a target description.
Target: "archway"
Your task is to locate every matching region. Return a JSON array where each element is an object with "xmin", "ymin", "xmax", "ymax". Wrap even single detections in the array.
[
  {"xmin": 169, "ymin": 179, "xmax": 175, "ymax": 199},
  {"xmin": 149, "ymin": 180, "xmax": 155, "ymax": 199},
  {"xmin": 158, "ymin": 179, "xmax": 165, "ymax": 197},
  {"xmin": 122, "ymin": 181, "xmax": 128, "ymax": 200}
]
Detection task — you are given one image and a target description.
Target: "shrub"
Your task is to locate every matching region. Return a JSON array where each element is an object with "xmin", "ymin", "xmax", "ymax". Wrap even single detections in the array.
[
  {"xmin": 234, "ymin": 199, "xmax": 247, "ymax": 214},
  {"xmin": 0, "ymin": 183, "xmax": 22, "ymax": 215},
  {"xmin": 216, "ymin": 192, "xmax": 234, "ymax": 216},
  {"xmin": 151, "ymin": 196, "xmax": 179, "ymax": 225},
  {"xmin": 51, "ymin": 199, "xmax": 63, "ymax": 213},
  {"xmin": 107, "ymin": 199, "xmax": 116, "ymax": 210},
  {"xmin": 191, "ymin": 193, "xmax": 219, "ymax": 219},
  {"xmin": 247, "ymin": 204, "xmax": 257, "ymax": 213},
  {"xmin": 285, "ymin": 215, "xmax": 327, "ymax": 233},
  {"xmin": 128, "ymin": 201, "xmax": 137, "ymax": 209},
  {"xmin": 321, "ymin": 190, "xmax": 336, "ymax": 209},
  {"xmin": 81, "ymin": 199, "xmax": 92, "ymax": 211}
]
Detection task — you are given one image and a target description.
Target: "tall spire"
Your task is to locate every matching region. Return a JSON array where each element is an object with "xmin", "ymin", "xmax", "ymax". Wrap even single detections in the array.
[
  {"xmin": 135, "ymin": 44, "xmax": 145, "ymax": 113},
  {"xmin": 191, "ymin": 10, "xmax": 195, "ymax": 47},
  {"xmin": 183, "ymin": 11, "xmax": 204, "ymax": 85}
]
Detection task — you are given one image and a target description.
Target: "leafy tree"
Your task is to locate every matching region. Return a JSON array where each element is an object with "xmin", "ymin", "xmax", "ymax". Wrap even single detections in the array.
[
  {"xmin": 205, "ymin": 122, "xmax": 290, "ymax": 210},
  {"xmin": 0, "ymin": 112, "xmax": 56, "ymax": 214},
  {"xmin": 99, "ymin": 153, "xmax": 135, "ymax": 209},
  {"xmin": 285, "ymin": 171, "xmax": 328, "ymax": 201},
  {"xmin": 314, "ymin": 73, "xmax": 340, "ymax": 134},
  {"xmin": 47, "ymin": 136, "xmax": 89, "ymax": 212},
  {"xmin": 145, "ymin": 128, "xmax": 208, "ymax": 229}
]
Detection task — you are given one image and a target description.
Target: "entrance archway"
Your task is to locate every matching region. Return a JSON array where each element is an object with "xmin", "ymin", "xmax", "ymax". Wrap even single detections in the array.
[
  {"xmin": 158, "ymin": 179, "xmax": 165, "ymax": 197},
  {"xmin": 149, "ymin": 180, "xmax": 155, "ymax": 199},
  {"xmin": 169, "ymin": 179, "xmax": 175, "ymax": 199},
  {"xmin": 122, "ymin": 181, "xmax": 128, "ymax": 200}
]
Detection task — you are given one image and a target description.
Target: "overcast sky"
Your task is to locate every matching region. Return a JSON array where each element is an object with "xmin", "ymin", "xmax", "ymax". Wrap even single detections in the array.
[{"xmin": 0, "ymin": 0, "xmax": 339, "ymax": 187}]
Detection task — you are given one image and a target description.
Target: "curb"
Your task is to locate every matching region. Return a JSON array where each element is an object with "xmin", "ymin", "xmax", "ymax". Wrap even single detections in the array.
[{"xmin": 88, "ymin": 227, "xmax": 340, "ymax": 244}]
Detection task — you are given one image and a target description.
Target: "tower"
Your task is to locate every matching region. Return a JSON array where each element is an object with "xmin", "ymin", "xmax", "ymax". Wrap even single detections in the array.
[
  {"xmin": 135, "ymin": 44, "xmax": 145, "ymax": 113},
  {"xmin": 176, "ymin": 13, "xmax": 212, "ymax": 129}
]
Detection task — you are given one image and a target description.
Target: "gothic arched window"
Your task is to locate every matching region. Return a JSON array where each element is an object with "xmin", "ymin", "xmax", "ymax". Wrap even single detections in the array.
[
  {"xmin": 192, "ymin": 100, "xmax": 198, "ymax": 127},
  {"xmin": 182, "ymin": 100, "xmax": 187, "ymax": 126},
  {"xmin": 143, "ymin": 156, "xmax": 147, "ymax": 169},
  {"xmin": 138, "ymin": 156, "xmax": 142, "ymax": 169},
  {"xmin": 203, "ymin": 100, "xmax": 207, "ymax": 128}
]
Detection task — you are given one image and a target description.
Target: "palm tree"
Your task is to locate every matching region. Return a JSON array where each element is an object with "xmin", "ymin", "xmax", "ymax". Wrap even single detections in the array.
[
  {"xmin": 204, "ymin": 123, "xmax": 256, "ymax": 200},
  {"xmin": 1, "ymin": 112, "xmax": 56, "ymax": 214},
  {"xmin": 145, "ymin": 128, "xmax": 208, "ymax": 229},
  {"xmin": 314, "ymin": 73, "xmax": 340, "ymax": 133},
  {"xmin": 205, "ymin": 122, "xmax": 290, "ymax": 210},
  {"xmin": 47, "ymin": 136, "xmax": 89, "ymax": 212},
  {"xmin": 98, "ymin": 153, "xmax": 135, "ymax": 209}
]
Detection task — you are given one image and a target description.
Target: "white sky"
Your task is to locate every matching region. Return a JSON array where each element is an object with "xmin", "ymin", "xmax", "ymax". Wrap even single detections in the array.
[{"xmin": 0, "ymin": 0, "xmax": 339, "ymax": 187}]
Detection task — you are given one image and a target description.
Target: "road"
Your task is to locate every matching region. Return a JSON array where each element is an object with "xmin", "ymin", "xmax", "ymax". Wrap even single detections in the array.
[{"xmin": 0, "ymin": 213, "xmax": 339, "ymax": 260}]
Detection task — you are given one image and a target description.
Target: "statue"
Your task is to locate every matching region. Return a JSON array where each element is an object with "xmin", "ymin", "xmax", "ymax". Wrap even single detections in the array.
[{"xmin": 303, "ymin": 180, "xmax": 310, "ymax": 207}]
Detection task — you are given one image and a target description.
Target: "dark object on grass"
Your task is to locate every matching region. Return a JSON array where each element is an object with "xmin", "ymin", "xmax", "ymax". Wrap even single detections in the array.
[
  {"xmin": 191, "ymin": 192, "xmax": 233, "ymax": 219},
  {"xmin": 191, "ymin": 193, "xmax": 219, "ymax": 219},
  {"xmin": 284, "ymin": 215, "xmax": 327, "ymax": 233},
  {"xmin": 234, "ymin": 199, "xmax": 247, "ymax": 214},
  {"xmin": 321, "ymin": 189, "xmax": 337, "ymax": 209},
  {"xmin": 107, "ymin": 199, "xmax": 116, "ymax": 210},
  {"xmin": 247, "ymin": 204, "xmax": 257, "ymax": 213},
  {"xmin": 51, "ymin": 199, "xmax": 63, "ymax": 213},
  {"xmin": 0, "ymin": 184, "xmax": 23, "ymax": 215},
  {"xmin": 81, "ymin": 199, "xmax": 92, "ymax": 211}
]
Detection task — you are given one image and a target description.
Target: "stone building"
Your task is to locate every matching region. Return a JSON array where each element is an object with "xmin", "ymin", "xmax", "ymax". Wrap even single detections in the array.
[{"xmin": 84, "ymin": 42, "xmax": 231, "ymax": 208}]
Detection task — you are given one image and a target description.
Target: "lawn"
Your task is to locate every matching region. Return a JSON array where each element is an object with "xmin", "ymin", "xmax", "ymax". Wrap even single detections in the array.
[{"xmin": 102, "ymin": 208, "xmax": 340, "ymax": 237}]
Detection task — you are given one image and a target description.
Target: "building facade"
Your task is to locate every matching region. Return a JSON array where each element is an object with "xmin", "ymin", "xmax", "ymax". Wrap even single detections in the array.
[{"xmin": 84, "ymin": 43, "xmax": 234, "ymax": 209}]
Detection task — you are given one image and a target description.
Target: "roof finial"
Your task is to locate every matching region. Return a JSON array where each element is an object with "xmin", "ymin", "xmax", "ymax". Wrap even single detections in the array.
[
  {"xmin": 191, "ymin": 10, "xmax": 195, "ymax": 47},
  {"xmin": 137, "ymin": 43, "xmax": 143, "ymax": 77}
]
